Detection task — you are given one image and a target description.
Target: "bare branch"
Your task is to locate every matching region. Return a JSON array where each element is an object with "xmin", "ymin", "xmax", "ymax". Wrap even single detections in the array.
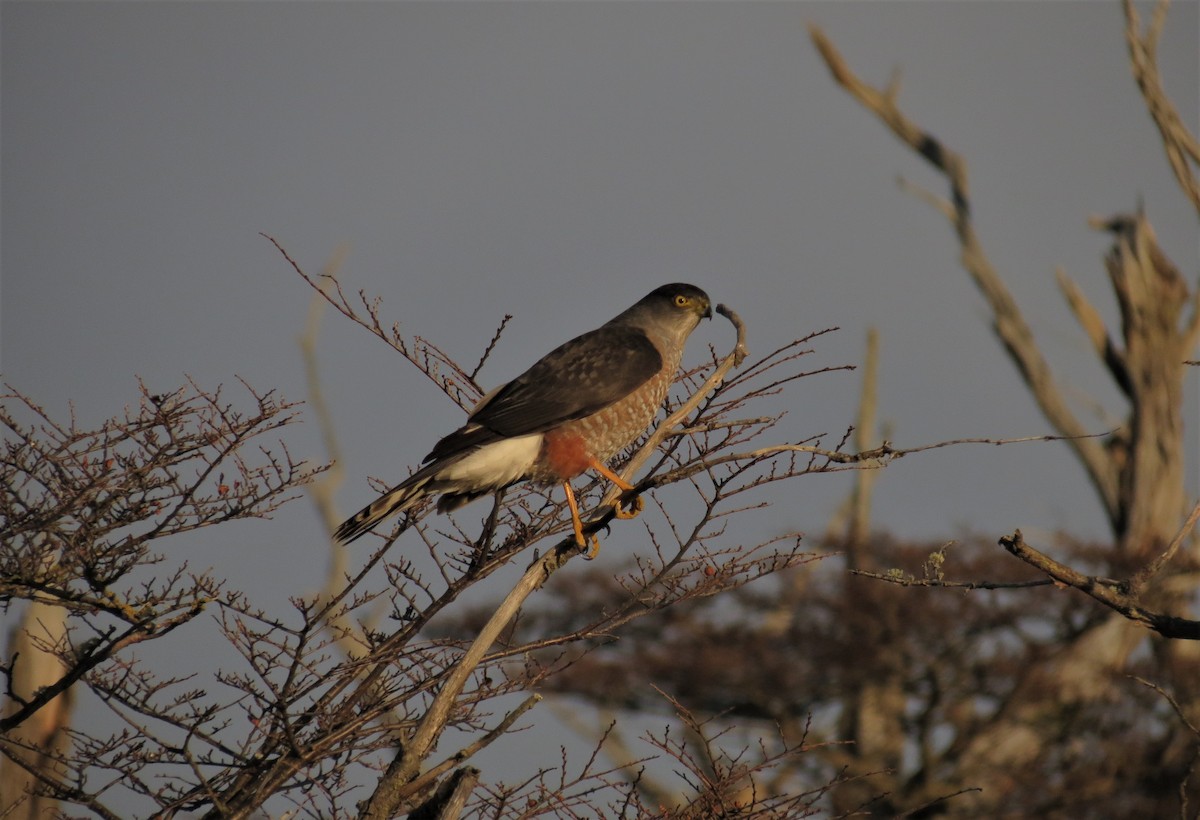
[
  {"xmin": 1055, "ymin": 266, "xmax": 1133, "ymax": 397},
  {"xmin": 404, "ymin": 694, "xmax": 541, "ymax": 801},
  {"xmin": 1000, "ymin": 530, "xmax": 1200, "ymax": 640},
  {"xmin": 852, "ymin": 569, "xmax": 1054, "ymax": 592},
  {"xmin": 262, "ymin": 232, "xmax": 484, "ymax": 411},
  {"xmin": 808, "ymin": 22, "xmax": 1121, "ymax": 522},
  {"xmin": 1129, "ymin": 497, "xmax": 1200, "ymax": 591},
  {"xmin": 1122, "ymin": 0, "xmax": 1200, "ymax": 212},
  {"xmin": 1130, "ymin": 676, "xmax": 1200, "ymax": 738},
  {"xmin": 409, "ymin": 766, "xmax": 480, "ymax": 820},
  {"xmin": 469, "ymin": 315, "xmax": 513, "ymax": 382}
]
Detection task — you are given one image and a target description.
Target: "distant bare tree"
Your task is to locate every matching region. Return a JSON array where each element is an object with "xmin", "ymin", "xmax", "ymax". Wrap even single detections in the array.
[
  {"xmin": 536, "ymin": 2, "xmax": 1199, "ymax": 817},
  {"xmin": 810, "ymin": 1, "xmax": 1200, "ymax": 811}
]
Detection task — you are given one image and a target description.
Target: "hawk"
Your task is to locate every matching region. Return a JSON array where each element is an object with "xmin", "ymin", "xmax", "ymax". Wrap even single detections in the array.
[{"xmin": 334, "ymin": 283, "xmax": 712, "ymax": 554}]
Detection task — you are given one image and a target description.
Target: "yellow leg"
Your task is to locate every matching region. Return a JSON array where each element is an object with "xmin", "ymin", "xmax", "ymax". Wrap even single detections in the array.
[
  {"xmin": 587, "ymin": 459, "xmax": 635, "ymax": 491},
  {"xmin": 562, "ymin": 481, "xmax": 600, "ymax": 558},
  {"xmin": 587, "ymin": 459, "xmax": 645, "ymax": 520}
]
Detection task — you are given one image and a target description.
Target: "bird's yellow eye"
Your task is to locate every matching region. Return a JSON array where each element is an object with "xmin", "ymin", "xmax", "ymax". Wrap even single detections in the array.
[{"xmin": 673, "ymin": 294, "xmax": 689, "ymax": 307}]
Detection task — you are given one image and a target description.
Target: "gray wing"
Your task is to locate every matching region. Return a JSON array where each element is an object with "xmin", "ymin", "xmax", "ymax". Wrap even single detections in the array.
[{"xmin": 424, "ymin": 325, "xmax": 661, "ymax": 462}]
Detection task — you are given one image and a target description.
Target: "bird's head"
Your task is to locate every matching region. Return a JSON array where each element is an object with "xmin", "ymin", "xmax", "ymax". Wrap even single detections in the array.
[
  {"xmin": 646, "ymin": 282, "xmax": 712, "ymax": 322},
  {"xmin": 611, "ymin": 283, "xmax": 712, "ymax": 342}
]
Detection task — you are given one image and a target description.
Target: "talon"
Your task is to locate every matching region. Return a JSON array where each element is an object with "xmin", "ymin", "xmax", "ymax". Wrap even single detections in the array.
[
  {"xmin": 582, "ymin": 533, "xmax": 601, "ymax": 560},
  {"xmin": 613, "ymin": 494, "xmax": 645, "ymax": 520}
]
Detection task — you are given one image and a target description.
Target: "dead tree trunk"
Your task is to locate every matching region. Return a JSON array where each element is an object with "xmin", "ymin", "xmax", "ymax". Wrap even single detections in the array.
[
  {"xmin": 811, "ymin": 2, "xmax": 1199, "ymax": 810},
  {"xmin": 1, "ymin": 601, "xmax": 73, "ymax": 820}
]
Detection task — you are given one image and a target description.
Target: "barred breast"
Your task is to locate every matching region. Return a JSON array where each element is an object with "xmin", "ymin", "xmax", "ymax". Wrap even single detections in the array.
[{"xmin": 527, "ymin": 342, "xmax": 682, "ymax": 485}]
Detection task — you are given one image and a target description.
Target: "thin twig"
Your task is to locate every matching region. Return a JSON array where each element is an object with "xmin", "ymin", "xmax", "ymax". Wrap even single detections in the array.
[
  {"xmin": 1129, "ymin": 498, "xmax": 1200, "ymax": 591},
  {"xmin": 851, "ymin": 569, "xmax": 1054, "ymax": 591}
]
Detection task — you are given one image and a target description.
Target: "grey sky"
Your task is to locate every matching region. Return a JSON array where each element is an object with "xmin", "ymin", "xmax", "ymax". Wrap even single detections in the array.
[{"xmin": 3, "ymin": 0, "xmax": 1197, "ymax": 811}]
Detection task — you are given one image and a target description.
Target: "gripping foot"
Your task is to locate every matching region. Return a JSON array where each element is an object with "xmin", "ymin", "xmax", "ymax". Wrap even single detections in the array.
[{"xmin": 613, "ymin": 494, "xmax": 645, "ymax": 520}]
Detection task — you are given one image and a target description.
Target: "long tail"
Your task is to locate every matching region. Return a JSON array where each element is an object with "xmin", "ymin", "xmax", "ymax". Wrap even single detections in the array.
[{"xmin": 333, "ymin": 473, "xmax": 435, "ymax": 545}]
